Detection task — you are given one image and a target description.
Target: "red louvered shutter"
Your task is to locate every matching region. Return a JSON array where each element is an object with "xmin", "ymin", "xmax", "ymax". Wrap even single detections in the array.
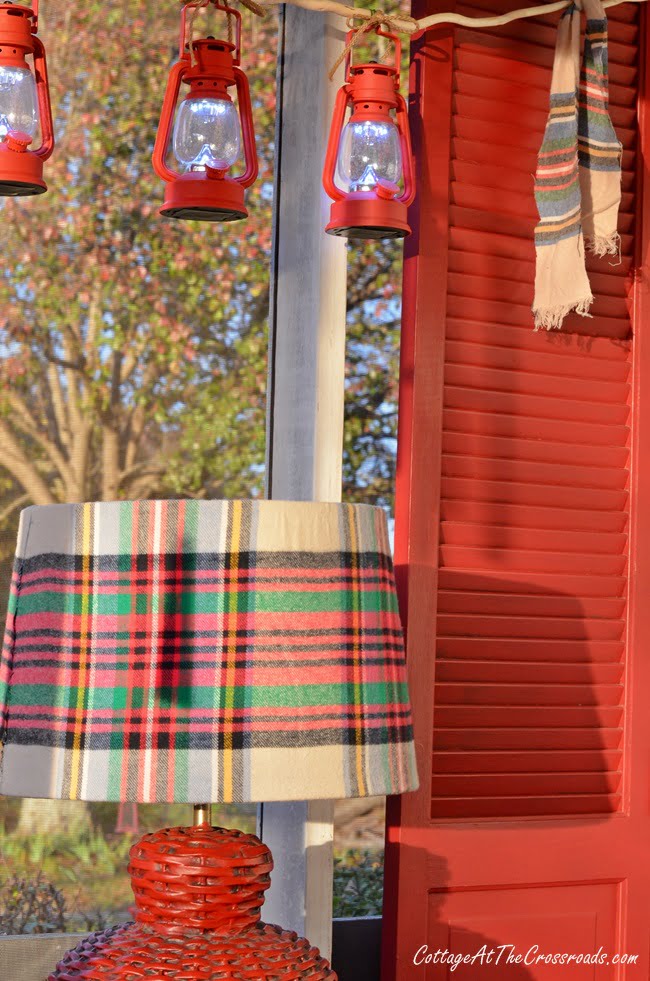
[{"xmin": 383, "ymin": 2, "xmax": 650, "ymax": 977}]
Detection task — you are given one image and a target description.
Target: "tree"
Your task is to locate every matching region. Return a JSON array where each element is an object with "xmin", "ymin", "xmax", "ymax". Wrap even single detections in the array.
[
  {"xmin": 0, "ymin": 0, "xmax": 276, "ymax": 525},
  {"xmin": 0, "ymin": 0, "xmax": 403, "ymax": 846},
  {"xmin": 0, "ymin": 0, "xmax": 277, "ymax": 837},
  {"xmin": 345, "ymin": 239, "xmax": 403, "ymax": 507},
  {"xmin": 0, "ymin": 0, "xmax": 402, "ymax": 537}
]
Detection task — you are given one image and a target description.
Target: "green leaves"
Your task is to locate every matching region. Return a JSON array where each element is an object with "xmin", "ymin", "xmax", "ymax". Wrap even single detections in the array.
[
  {"xmin": 0, "ymin": 0, "xmax": 277, "ymax": 507},
  {"xmin": 333, "ymin": 850, "xmax": 385, "ymax": 917},
  {"xmin": 0, "ymin": 0, "xmax": 402, "ymax": 524}
]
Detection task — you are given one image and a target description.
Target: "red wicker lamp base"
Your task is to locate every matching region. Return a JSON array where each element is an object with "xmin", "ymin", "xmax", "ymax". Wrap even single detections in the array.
[{"xmin": 49, "ymin": 825, "xmax": 337, "ymax": 981}]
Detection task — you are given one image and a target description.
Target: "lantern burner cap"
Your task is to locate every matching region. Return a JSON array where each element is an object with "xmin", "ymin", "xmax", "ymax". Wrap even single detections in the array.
[{"xmin": 161, "ymin": 204, "xmax": 247, "ymax": 222}]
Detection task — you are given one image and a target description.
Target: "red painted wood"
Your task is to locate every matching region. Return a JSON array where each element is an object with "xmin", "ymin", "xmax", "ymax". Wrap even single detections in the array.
[{"xmin": 382, "ymin": 3, "xmax": 650, "ymax": 978}]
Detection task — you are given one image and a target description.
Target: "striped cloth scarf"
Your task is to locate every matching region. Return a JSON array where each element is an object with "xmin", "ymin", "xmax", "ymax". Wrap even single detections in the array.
[{"xmin": 533, "ymin": 0, "xmax": 621, "ymax": 330}]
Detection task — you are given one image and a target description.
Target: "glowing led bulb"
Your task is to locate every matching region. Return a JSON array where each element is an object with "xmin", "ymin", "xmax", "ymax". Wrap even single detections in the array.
[
  {"xmin": 0, "ymin": 64, "xmax": 38, "ymax": 141},
  {"xmin": 172, "ymin": 97, "xmax": 240, "ymax": 172},
  {"xmin": 335, "ymin": 118, "xmax": 402, "ymax": 192}
]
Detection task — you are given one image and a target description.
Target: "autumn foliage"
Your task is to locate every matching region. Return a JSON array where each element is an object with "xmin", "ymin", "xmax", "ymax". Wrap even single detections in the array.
[{"xmin": 0, "ymin": 0, "xmax": 402, "ymax": 564}]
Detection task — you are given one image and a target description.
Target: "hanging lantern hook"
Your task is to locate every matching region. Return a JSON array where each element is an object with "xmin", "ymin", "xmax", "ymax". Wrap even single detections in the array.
[
  {"xmin": 181, "ymin": 0, "xmax": 240, "ymax": 66},
  {"xmin": 329, "ymin": 15, "xmax": 402, "ymax": 82}
]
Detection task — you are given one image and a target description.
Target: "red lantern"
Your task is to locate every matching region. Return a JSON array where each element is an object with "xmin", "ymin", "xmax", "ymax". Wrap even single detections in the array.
[
  {"xmin": 153, "ymin": 0, "xmax": 258, "ymax": 222},
  {"xmin": 323, "ymin": 27, "xmax": 415, "ymax": 240},
  {"xmin": 0, "ymin": 0, "xmax": 53, "ymax": 197}
]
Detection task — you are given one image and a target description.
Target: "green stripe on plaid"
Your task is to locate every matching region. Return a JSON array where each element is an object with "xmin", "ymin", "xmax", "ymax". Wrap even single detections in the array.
[{"xmin": 0, "ymin": 500, "xmax": 418, "ymax": 804}]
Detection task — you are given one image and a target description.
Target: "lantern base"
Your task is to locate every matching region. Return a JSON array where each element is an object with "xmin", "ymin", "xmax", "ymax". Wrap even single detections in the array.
[
  {"xmin": 326, "ymin": 195, "xmax": 410, "ymax": 240},
  {"xmin": 160, "ymin": 172, "xmax": 248, "ymax": 223},
  {"xmin": 0, "ymin": 148, "xmax": 47, "ymax": 197},
  {"xmin": 0, "ymin": 178, "xmax": 47, "ymax": 196},
  {"xmin": 48, "ymin": 824, "xmax": 337, "ymax": 981}
]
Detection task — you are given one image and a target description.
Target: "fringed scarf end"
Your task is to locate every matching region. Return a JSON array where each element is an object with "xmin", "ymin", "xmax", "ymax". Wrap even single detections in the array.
[
  {"xmin": 587, "ymin": 232, "xmax": 621, "ymax": 259},
  {"xmin": 533, "ymin": 296, "xmax": 594, "ymax": 331},
  {"xmin": 587, "ymin": 232, "xmax": 622, "ymax": 267}
]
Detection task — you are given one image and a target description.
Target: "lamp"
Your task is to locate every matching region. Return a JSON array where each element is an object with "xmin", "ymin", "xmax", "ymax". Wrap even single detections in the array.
[
  {"xmin": 0, "ymin": 499, "xmax": 418, "ymax": 979},
  {"xmin": 0, "ymin": 0, "xmax": 54, "ymax": 196},
  {"xmin": 152, "ymin": 0, "xmax": 258, "ymax": 222},
  {"xmin": 323, "ymin": 26, "xmax": 415, "ymax": 240}
]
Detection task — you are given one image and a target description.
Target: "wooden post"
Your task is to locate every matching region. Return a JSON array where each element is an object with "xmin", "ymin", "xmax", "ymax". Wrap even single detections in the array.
[{"xmin": 261, "ymin": 4, "xmax": 346, "ymax": 962}]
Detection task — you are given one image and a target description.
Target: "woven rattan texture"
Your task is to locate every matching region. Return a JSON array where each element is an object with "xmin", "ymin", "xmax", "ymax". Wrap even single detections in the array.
[
  {"xmin": 48, "ymin": 921, "xmax": 337, "ymax": 979},
  {"xmin": 48, "ymin": 825, "xmax": 337, "ymax": 980},
  {"xmin": 128, "ymin": 825, "xmax": 273, "ymax": 935}
]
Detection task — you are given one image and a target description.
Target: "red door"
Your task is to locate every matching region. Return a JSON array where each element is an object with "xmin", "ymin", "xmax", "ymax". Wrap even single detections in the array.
[{"xmin": 383, "ymin": 2, "xmax": 650, "ymax": 977}]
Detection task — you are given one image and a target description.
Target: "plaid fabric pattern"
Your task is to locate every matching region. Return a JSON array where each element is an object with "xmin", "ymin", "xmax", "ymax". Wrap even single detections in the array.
[
  {"xmin": 533, "ymin": 0, "xmax": 621, "ymax": 330},
  {"xmin": 0, "ymin": 500, "xmax": 418, "ymax": 803}
]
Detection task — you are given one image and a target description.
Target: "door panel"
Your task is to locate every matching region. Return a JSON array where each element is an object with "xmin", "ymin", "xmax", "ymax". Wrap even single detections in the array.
[{"xmin": 382, "ymin": 2, "xmax": 650, "ymax": 977}]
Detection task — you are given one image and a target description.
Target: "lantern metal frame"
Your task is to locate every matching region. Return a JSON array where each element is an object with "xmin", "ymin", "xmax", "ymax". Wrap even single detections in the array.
[
  {"xmin": 152, "ymin": 0, "xmax": 258, "ymax": 222},
  {"xmin": 0, "ymin": 0, "xmax": 54, "ymax": 197},
  {"xmin": 323, "ymin": 27, "xmax": 415, "ymax": 240}
]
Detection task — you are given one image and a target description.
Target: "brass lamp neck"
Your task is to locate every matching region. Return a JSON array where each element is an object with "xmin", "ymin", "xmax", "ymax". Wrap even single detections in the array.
[{"xmin": 193, "ymin": 803, "xmax": 212, "ymax": 826}]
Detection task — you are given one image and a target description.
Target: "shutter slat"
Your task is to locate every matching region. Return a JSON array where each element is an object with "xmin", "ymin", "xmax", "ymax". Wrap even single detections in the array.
[
  {"xmin": 442, "ymin": 432, "xmax": 629, "ymax": 471},
  {"xmin": 436, "ymin": 660, "xmax": 624, "ymax": 685},
  {"xmin": 438, "ymin": 638, "xmax": 625, "ymax": 661},
  {"xmin": 438, "ymin": 569, "xmax": 626, "ymax": 599},
  {"xmin": 437, "ymin": 613, "xmax": 624, "ymax": 639},
  {"xmin": 446, "ymin": 296, "xmax": 631, "ymax": 339},
  {"xmin": 438, "ymin": 590, "xmax": 626, "ymax": 618},
  {"xmin": 454, "ymin": 32, "xmax": 637, "ymax": 86},
  {"xmin": 435, "ymin": 706, "xmax": 622, "ymax": 728},
  {"xmin": 443, "ymin": 406, "xmax": 630, "ymax": 448},
  {"xmin": 448, "ymin": 270, "xmax": 631, "ymax": 320},
  {"xmin": 453, "ymin": 93, "xmax": 637, "ymax": 147},
  {"xmin": 431, "ymin": 772, "xmax": 622, "ymax": 797},
  {"xmin": 429, "ymin": 8, "xmax": 633, "ymax": 821},
  {"xmin": 430, "ymin": 795, "xmax": 621, "ymax": 819},
  {"xmin": 435, "ymin": 728, "xmax": 623, "ymax": 751},
  {"xmin": 440, "ymin": 523, "xmax": 627, "ymax": 555},
  {"xmin": 444, "ymin": 384, "xmax": 630, "ymax": 424},
  {"xmin": 442, "ymin": 454, "xmax": 628, "ymax": 491},
  {"xmin": 441, "ymin": 476, "xmax": 628, "ymax": 512},
  {"xmin": 433, "ymin": 749, "xmax": 622, "ymax": 773},
  {"xmin": 448, "ymin": 249, "xmax": 633, "ymax": 299},
  {"xmin": 444, "ymin": 333, "xmax": 631, "ymax": 379},
  {"xmin": 454, "ymin": 74, "xmax": 638, "ymax": 128},
  {"xmin": 445, "ymin": 360, "xmax": 630, "ymax": 405},
  {"xmin": 443, "ymin": 409, "xmax": 629, "ymax": 450},
  {"xmin": 452, "ymin": 116, "xmax": 636, "ymax": 158},
  {"xmin": 452, "ymin": 137, "xmax": 637, "ymax": 180},
  {"xmin": 437, "ymin": 682, "xmax": 622, "ymax": 706},
  {"xmin": 449, "ymin": 205, "xmax": 635, "ymax": 266},
  {"xmin": 454, "ymin": 49, "xmax": 638, "ymax": 106},
  {"xmin": 439, "ymin": 545, "xmax": 625, "ymax": 576}
]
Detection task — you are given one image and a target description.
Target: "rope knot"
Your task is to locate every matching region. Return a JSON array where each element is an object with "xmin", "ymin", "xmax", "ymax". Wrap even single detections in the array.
[
  {"xmin": 184, "ymin": 0, "xmax": 266, "ymax": 66},
  {"xmin": 328, "ymin": 11, "xmax": 417, "ymax": 80}
]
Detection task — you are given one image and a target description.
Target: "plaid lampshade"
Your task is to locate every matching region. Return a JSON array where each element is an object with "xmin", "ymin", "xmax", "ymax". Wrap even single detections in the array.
[{"xmin": 0, "ymin": 499, "xmax": 418, "ymax": 804}]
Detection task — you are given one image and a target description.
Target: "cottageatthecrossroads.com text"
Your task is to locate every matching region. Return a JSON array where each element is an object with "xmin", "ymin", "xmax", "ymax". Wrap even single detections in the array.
[{"xmin": 413, "ymin": 945, "xmax": 639, "ymax": 970}]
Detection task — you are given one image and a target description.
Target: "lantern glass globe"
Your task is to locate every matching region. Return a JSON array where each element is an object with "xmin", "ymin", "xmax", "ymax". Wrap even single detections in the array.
[
  {"xmin": 336, "ymin": 118, "xmax": 402, "ymax": 193},
  {"xmin": 0, "ymin": 65, "xmax": 38, "ymax": 140},
  {"xmin": 173, "ymin": 97, "xmax": 241, "ymax": 172}
]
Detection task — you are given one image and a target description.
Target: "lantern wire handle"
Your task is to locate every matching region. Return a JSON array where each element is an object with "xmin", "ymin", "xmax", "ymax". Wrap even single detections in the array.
[
  {"xmin": 181, "ymin": 0, "xmax": 266, "ymax": 65},
  {"xmin": 328, "ymin": 13, "xmax": 409, "ymax": 80}
]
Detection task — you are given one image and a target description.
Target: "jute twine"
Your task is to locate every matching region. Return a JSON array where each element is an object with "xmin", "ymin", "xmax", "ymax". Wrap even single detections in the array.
[
  {"xmin": 184, "ymin": 0, "xmax": 266, "ymax": 63},
  {"xmin": 328, "ymin": 11, "xmax": 417, "ymax": 80}
]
